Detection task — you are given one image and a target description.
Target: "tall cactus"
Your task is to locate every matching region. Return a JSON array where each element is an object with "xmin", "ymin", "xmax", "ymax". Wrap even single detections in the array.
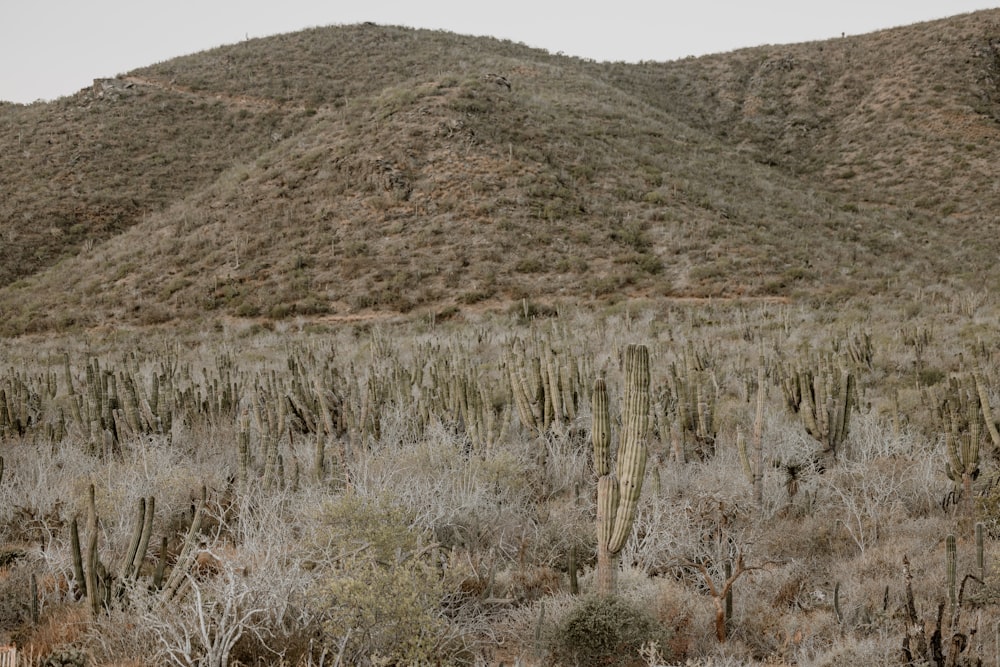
[
  {"xmin": 945, "ymin": 402, "xmax": 980, "ymax": 536},
  {"xmin": 71, "ymin": 485, "xmax": 156, "ymax": 615},
  {"xmin": 594, "ymin": 344, "xmax": 650, "ymax": 596},
  {"xmin": 738, "ymin": 359, "xmax": 766, "ymax": 509}
]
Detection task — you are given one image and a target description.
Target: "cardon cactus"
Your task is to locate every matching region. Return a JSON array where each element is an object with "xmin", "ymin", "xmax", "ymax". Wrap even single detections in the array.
[{"xmin": 594, "ymin": 344, "xmax": 650, "ymax": 596}]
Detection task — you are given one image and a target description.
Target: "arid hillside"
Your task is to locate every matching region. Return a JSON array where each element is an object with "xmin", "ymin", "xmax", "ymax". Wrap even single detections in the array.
[{"xmin": 3, "ymin": 12, "xmax": 1000, "ymax": 334}]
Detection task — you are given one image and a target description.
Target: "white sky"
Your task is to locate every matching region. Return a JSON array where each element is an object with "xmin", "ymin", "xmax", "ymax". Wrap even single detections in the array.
[{"xmin": 2, "ymin": 1, "xmax": 997, "ymax": 104}]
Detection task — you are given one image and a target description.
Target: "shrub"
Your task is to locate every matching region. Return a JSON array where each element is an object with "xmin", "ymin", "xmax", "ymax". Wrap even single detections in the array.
[
  {"xmin": 546, "ymin": 594, "xmax": 670, "ymax": 667},
  {"xmin": 311, "ymin": 495, "xmax": 470, "ymax": 666}
]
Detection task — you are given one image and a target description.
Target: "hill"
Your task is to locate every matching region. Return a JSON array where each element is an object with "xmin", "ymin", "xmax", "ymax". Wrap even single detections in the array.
[{"xmin": 2, "ymin": 13, "xmax": 1000, "ymax": 334}]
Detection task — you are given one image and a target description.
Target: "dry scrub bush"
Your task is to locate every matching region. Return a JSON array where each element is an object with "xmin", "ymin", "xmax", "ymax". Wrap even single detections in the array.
[
  {"xmin": 84, "ymin": 486, "xmax": 329, "ymax": 666},
  {"xmin": 308, "ymin": 494, "xmax": 473, "ymax": 665},
  {"xmin": 345, "ymin": 410, "xmax": 591, "ymax": 575},
  {"xmin": 545, "ymin": 594, "xmax": 671, "ymax": 667}
]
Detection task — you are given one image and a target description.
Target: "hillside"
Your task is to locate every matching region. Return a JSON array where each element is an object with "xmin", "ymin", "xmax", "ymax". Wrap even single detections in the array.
[{"xmin": 2, "ymin": 14, "xmax": 1000, "ymax": 334}]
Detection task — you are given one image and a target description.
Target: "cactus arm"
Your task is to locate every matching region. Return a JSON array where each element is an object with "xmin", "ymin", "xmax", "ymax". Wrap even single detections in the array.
[
  {"xmin": 124, "ymin": 496, "xmax": 155, "ymax": 581},
  {"xmin": 119, "ymin": 497, "xmax": 146, "ymax": 581},
  {"xmin": 592, "ymin": 378, "xmax": 611, "ymax": 476}
]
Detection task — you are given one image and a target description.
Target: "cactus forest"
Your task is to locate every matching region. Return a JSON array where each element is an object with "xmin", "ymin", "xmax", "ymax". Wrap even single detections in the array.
[{"xmin": 0, "ymin": 293, "xmax": 997, "ymax": 666}]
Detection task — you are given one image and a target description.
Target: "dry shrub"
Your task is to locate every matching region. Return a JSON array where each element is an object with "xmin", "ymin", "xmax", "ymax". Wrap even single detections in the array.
[
  {"xmin": 502, "ymin": 564, "xmax": 563, "ymax": 604},
  {"xmin": 0, "ymin": 557, "xmax": 34, "ymax": 633},
  {"xmin": 310, "ymin": 494, "xmax": 472, "ymax": 666},
  {"xmin": 14, "ymin": 603, "xmax": 90, "ymax": 662},
  {"xmin": 545, "ymin": 594, "xmax": 671, "ymax": 667},
  {"xmin": 649, "ymin": 576, "xmax": 706, "ymax": 662}
]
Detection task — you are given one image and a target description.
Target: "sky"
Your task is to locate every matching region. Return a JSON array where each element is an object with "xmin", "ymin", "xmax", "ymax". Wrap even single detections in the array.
[{"xmin": 2, "ymin": 1, "xmax": 997, "ymax": 104}]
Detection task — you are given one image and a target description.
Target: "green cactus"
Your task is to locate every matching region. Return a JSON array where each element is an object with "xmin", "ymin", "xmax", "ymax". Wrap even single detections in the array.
[
  {"xmin": 594, "ymin": 344, "xmax": 650, "ymax": 596},
  {"xmin": 660, "ymin": 348, "xmax": 718, "ymax": 461},
  {"xmin": 70, "ymin": 485, "xmax": 156, "ymax": 614},
  {"xmin": 975, "ymin": 372, "xmax": 1000, "ymax": 454},
  {"xmin": 945, "ymin": 401, "xmax": 981, "ymax": 536}
]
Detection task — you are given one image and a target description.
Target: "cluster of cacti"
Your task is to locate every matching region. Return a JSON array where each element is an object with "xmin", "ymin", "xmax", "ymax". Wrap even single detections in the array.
[
  {"xmin": 945, "ymin": 408, "xmax": 980, "ymax": 490},
  {"xmin": 0, "ymin": 372, "xmax": 40, "ymax": 437},
  {"xmin": 841, "ymin": 330, "xmax": 874, "ymax": 371},
  {"xmin": 453, "ymin": 366, "xmax": 510, "ymax": 451},
  {"xmin": 925, "ymin": 375, "xmax": 977, "ymax": 438},
  {"xmin": 778, "ymin": 355, "xmax": 855, "ymax": 459},
  {"xmin": 942, "ymin": 393, "xmax": 983, "ymax": 535},
  {"xmin": 593, "ymin": 344, "xmax": 650, "ymax": 597},
  {"xmin": 902, "ymin": 554, "xmax": 979, "ymax": 666},
  {"xmin": 658, "ymin": 344, "xmax": 718, "ymax": 462},
  {"xmin": 506, "ymin": 337, "xmax": 586, "ymax": 438},
  {"xmin": 43, "ymin": 351, "xmax": 244, "ymax": 452},
  {"xmin": 0, "ymin": 331, "xmax": 569, "ymax": 475},
  {"xmin": 70, "ymin": 483, "xmax": 205, "ymax": 614}
]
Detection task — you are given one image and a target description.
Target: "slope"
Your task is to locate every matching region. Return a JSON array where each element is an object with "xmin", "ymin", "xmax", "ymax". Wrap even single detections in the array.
[
  {"xmin": 595, "ymin": 9, "xmax": 1000, "ymax": 286},
  {"xmin": 1, "ymin": 17, "xmax": 998, "ymax": 334}
]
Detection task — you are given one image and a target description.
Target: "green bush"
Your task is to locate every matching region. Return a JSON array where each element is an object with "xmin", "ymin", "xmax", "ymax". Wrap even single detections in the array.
[
  {"xmin": 547, "ymin": 595, "xmax": 670, "ymax": 667},
  {"xmin": 311, "ymin": 495, "xmax": 470, "ymax": 666}
]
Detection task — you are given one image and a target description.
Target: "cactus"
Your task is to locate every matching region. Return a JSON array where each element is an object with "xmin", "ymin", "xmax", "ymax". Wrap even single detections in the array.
[
  {"xmin": 737, "ymin": 359, "xmax": 766, "ymax": 509},
  {"xmin": 660, "ymin": 347, "xmax": 718, "ymax": 461},
  {"xmin": 506, "ymin": 338, "xmax": 583, "ymax": 438},
  {"xmin": 456, "ymin": 368, "xmax": 510, "ymax": 452},
  {"xmin": 71, "ymin": 485, "xmax": 156, "ymax": 614},
  {"xmin": 975, "ymin": 372, "xmax": 1000, "ymax": 454},
  {"xmin": 945, "ymin": 402, "xmax": 980, "ymax": 535},
  {"xmin": 594, "ymin": 344, "xmax": 650, "ymax": 596},
  {"xmin": 833, "ymin": 581, "xmax": 843, "ymax": 624},
  {"xmin": 976, "ymin": 522, "xmax": 986, "ymax": 581},
  {"xmin": 946, "ymin": 533, "xmax": 957, "ymax": 611},
  {"xmin": 568, "ymin": 545, "xmax": 579, "ymax": 595},
  {"xmin": 779, "ymin": 355, "xmax": 855, "ymax": 460},
  {"xmin": 161, "ymin": 485, "xmax": 206, "ymax": 601},
  {"xmin": 69, "ymin": 483, "xmax": 203, "ymax": 614}
]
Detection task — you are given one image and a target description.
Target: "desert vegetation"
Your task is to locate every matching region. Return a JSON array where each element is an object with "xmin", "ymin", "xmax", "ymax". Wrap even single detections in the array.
[
  {"xmin": 0, "ymin": 294, "xmax": 997, "ymax": 665},
  {"xmin": 4, "ymin": 8, "xmax": 1000, "ymax": 667}
]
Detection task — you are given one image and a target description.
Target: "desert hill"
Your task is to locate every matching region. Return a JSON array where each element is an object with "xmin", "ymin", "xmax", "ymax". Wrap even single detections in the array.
[{"xmin": 2, "ymin": 13, "xmax": 1000, "ymax": 334}]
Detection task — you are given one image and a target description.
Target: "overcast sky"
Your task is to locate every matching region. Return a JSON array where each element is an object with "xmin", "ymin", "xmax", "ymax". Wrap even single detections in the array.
[{"xmin": 2, "ymin": 1, "xmax": 997, "ymax": 104}]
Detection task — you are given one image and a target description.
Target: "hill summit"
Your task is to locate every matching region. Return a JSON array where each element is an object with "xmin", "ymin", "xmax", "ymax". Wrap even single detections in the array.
[{"xmin": 3, "ymin": 12, "xmax": 1000, "ymax": 334}]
